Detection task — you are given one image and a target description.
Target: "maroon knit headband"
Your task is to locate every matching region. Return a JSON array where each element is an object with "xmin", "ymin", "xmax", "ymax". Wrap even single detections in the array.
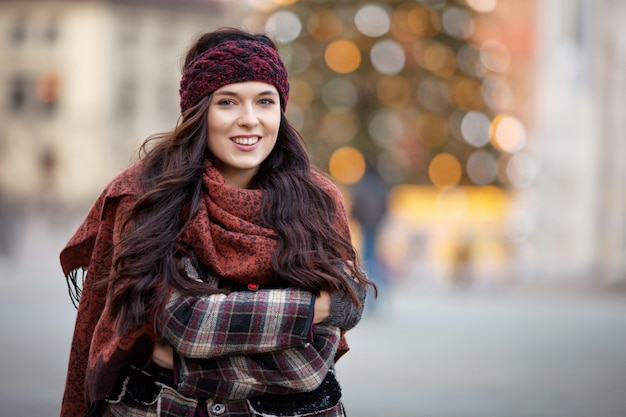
[{"xmin": 179, "ymin": 39, "xmax": 290, "ymax": 113}]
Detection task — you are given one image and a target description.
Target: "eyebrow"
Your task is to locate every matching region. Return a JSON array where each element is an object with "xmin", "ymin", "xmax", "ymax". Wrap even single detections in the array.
[{"xmin": 213, "ymin": 89, "xmax": 278, "ymax": 98}]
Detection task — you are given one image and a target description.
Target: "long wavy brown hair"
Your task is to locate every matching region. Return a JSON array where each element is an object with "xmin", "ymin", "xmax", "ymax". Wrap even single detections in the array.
[{"xmin": 108, "ymin": 28, "xmax": 375, "ymax": 334}]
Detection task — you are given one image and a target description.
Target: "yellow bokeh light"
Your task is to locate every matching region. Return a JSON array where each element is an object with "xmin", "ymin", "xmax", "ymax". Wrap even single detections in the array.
[
  {"xmin": 490, "ymin": 114, "xmax": 526, "ymax": 153},
  {"xmin": 325, "ymin": 40, "xmax": 361, "ymax": 74},
  {"xmin": 424, "ymin": 42, "xmax": 457, "ymax": 78},
  {"xmin": 424, "ymin": 43, "xmax": 447, "ymax": 71},
  {"xmin": 273, "ymin": 0, "xmax": 298, "ymax": 5},
  {"xmin": 328, "ymin": 146, "xmax": 366, "ymax": 185},
  {"xmin": 407, "ymin": 6, "xmax": 440, "ymax": 37},
  {"xmin": 390, "ymin": 9, "xmax": 415, "ymax": 42},
  {"xmin": 307, "ymin": 10, "xmax": 343, "ymax": 42},
  {"xmin": 428, "ymin": 153, "xmax": 462, "ymax": 188},
  {"xmin": 451, "ymin": 76, "xmax": 484, "ymax": 109}
]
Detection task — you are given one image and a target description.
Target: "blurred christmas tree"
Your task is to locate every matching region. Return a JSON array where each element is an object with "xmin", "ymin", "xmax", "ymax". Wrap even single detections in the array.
[{"xmin": 248, "ymin": 0, "xmax": 533, "ymax": 188}]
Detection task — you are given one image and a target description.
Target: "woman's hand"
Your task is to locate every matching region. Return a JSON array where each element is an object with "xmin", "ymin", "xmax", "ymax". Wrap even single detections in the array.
[
  {"xmin": 313, "ymin": 290, "xmax": 331, "ymax": 324},
  {"xmin": 152, "ymin": 342, "xmax": 174, "ymax": 369},
  {"xmin": 320, "ymin": 260, "xmax": 368, "ymax": 330}
]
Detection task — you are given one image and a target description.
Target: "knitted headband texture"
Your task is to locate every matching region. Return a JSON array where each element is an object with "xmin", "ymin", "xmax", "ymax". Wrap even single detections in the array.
[{"xmin": 179, "ymin": 39, "xmax": 290, "ymax": 113}]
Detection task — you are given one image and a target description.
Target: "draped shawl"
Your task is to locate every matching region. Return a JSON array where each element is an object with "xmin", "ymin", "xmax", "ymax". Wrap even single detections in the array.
[{"xmin": 59, "ymin": 159, "xmax": 353, "ymax": 417}]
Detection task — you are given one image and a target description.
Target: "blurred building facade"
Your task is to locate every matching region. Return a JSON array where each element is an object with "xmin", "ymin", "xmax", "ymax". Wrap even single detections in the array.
[
  {"xmin": 591, "ymin": 1, "xmax": 626, "ymax": 285},
  {"xmin": 0, "ymin": 0, "xmax": 244, "ymax": 206},
  {"xmin": 528, "ymin": 0, "xmax": 626, "ymax": 285}
]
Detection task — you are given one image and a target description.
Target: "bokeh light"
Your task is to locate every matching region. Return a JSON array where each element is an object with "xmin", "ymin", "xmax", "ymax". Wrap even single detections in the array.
[
  {"xmin": 466, "ymin": 0, "xmax": 498, "ymax": 14},
  {"xmin": 278, "ymin": 42, "xmax": 311, "ymax": 75},
  {"xmin": 466, "ymin": 149, "xmax": 498, "ymax": 185},
  {"xmin": 429, "ymin": 153, "xmax": 462, "ymax": 188},
  {"xmin": 420, "ymin": 42, "xmax": 457, "ymax": 78},
  {"xmin": 369, "ymin": 109, "xmax": 404, "ymax": 147},
  {"xmin": 451, "ymin": 75, "xmax": 484, "ymax": 109},
  {"xmin": 325, "ymin": 40, "xmax": 361, "ymax": 74},
  {"xmin": 355, "ymin": 4, "xmax": 391, "ymax": 37},
  {"xmin": 328, "ymin": 146, "xmax": 366, "ymax": 185},
  {"xmin": 460, "ymin": 110, "xmax": 491, "ymax": 147},
  {"xmin": 370, "ymin": 39, "xmax": 405, "ymax": 75},
  {"xmin": 417, "ymin": 77, "xmax": 451, "ymax": 113},
  {"xmin": 481, "ymin": 77, "xmax": 514, "ymax": 111},
  {"xmin": 321, "ymin": 77, "xmax": 359, "ymax": 111},
  {"xmin": 491, "ymin": 114, "xmax": 526, "ymax": 153},
  {"xmin": 272, "ymin": 0, "xmax": 298, "ymax": 5},
  {"xmin": 307, "ymin": 10, "xmax": 343, "ymax": 42},
  {"xmin": 265, "ymin": 10, "xmax": 302, "ymax": 43},
  {"xmin": 441, "ymin": 6, "xmax": 473, "ymax": 40},
  {"xmin": 457, "ymin": 44, "xmax": 483, "ymax": 78},
  {"xmin": 480, "ymin": 39, "xmax": 511, "ymax": 73},
  {"xmin": 506, "ymin": 151, "xmax": 538, "ymax": 188},
  {"xmin": 393, "ymin": 5, "xmax": 440, "ymax": 39}
]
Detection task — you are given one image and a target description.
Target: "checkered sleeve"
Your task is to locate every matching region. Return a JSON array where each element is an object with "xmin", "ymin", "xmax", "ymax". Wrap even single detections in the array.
[
  {"xmin": 159, "ymin": 287, "xmax": 315, "ymax": 359},
  {"xmin": 175, "ymin": 324, "xmax": 341, "ymax": 400}
]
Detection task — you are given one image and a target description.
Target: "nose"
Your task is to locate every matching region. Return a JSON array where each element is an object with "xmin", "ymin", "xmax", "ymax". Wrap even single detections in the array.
[{"xmin": 237, "ymin": 103, "xmax": 259, "ymax": 127}]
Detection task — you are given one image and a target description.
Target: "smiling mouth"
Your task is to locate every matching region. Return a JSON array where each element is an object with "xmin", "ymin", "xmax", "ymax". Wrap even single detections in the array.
[{"xmin": 232, "ymin": 137, "xmax": 260, "ymax": 145}]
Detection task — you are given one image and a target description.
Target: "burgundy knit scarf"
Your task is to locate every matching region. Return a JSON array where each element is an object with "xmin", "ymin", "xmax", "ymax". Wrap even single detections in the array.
[{"xmin": 180, "ymin": 162, "xmax": 279, "ymax": 285}]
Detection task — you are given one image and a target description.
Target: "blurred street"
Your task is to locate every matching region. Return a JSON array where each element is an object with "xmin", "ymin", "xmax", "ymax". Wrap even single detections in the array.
[{"xmin": 1, "ymin": 212, "xmax": 626, "ymax": 417}]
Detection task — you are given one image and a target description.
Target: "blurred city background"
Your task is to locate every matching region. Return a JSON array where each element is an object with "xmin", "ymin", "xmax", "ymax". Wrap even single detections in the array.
[{"xmin": 1, "ymin": 0, "xmax": 625, "ymax": 416}]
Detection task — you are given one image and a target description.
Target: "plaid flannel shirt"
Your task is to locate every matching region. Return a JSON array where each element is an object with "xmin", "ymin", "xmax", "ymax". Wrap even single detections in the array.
[
  {"xmin": 160, "ymin": 285, "xmax": 341, "ymax": 400},
  {"xmin": 150, "ymin": 259, "xmax": 345, "ymax": 417}
]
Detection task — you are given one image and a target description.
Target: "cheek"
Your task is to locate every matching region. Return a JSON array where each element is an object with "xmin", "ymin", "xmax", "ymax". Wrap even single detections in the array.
[{"xmin": 269, "ymin": 114, "xmax": 282, "ymax": 133}]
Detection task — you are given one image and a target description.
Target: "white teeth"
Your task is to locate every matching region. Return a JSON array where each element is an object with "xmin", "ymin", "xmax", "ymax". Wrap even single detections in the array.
[{"xmin": 232, "ymin": 137, "xmax": 259, "ymax": 145}]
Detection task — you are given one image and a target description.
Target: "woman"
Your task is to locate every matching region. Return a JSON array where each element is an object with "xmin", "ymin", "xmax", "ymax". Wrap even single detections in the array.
[{"xmin": 60, "ymin": 28, "xmax": 373, "ymax": 417}]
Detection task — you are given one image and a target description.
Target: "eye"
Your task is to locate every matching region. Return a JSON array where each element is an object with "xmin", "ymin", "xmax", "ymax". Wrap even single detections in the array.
[
  {"xmin": 259, "ymin": 98, "xmax": 276, "ymax": 105},
  {"xmin": 217, "ymin": 99, "xmax": 235, "ymax": 106}
]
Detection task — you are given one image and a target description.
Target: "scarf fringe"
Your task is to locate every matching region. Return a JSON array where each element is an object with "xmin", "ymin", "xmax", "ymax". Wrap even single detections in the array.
[{"xmin": 66, "ymin": 268, "xmax": 86, "ymax": 309}]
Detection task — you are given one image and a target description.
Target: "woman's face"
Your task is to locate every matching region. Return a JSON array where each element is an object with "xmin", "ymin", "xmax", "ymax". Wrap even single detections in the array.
[{"xmin": 207, "ymin": 81, "xmax": 281, "ymax": 188}]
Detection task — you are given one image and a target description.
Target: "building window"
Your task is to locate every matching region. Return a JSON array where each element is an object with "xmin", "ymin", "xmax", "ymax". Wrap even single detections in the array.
[
  {"xmin": 117, "ymin": 77, "xmax": 137, "ymax": 121},
  {"xmin": 44, "ymin": 15, "xmax": 60, "ymax": 43},
  {"xmin": 10, "ymin": 76, "xmax": 28, "ymax": 112},
  {"xmin": 36, "ymin": 70, "xmax": 62, "ymax": 114},
  {"xmin": 10, "ymin": 14, "xmax": 28, "ymax": 45},
  {"xmin": 117, "ymin": 11, "xmax": 141, "ymax": 48}
]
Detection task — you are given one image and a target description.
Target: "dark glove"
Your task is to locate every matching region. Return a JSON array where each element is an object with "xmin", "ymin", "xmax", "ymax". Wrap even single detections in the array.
[{"xmin": 322, "ymin": 271, "xmax": 368, "ymax": 331}]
